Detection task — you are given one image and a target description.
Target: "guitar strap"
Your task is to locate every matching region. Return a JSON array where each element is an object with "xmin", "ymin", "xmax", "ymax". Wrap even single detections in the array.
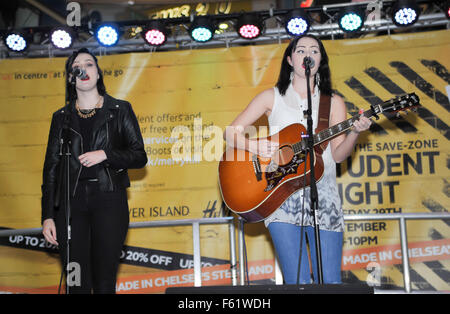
[{"xmin": 315, "ymin": 93, "xmax": 331, "ymax": 154}]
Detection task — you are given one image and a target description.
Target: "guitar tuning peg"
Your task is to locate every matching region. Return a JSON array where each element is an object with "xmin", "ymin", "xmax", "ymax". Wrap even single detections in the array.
[{"xmin": 395, "ymin": 112, "xmax": 401, "ymax": 118}]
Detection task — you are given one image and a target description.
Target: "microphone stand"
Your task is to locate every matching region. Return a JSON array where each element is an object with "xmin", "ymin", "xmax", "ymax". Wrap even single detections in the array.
[
  {"xmin": 63, "ymin": 126, "xmax": 72, "ymax": 295},
  {"xmin": 303, "ymin": 59, "xmax": 323, "ymax": 284},
  {"xmin": 56, "ymin": 75, "xmax": 74, "ymax": 294}
]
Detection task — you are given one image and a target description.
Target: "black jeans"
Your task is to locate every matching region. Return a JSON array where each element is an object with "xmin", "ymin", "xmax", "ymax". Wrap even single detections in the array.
[{"xmin": 55, "ymin": 180, "xmax": 129, "ymax": 294}]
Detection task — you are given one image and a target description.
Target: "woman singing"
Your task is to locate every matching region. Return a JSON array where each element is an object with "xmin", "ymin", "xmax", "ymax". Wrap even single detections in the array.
[
  {"xmin": 41, "ymin": 48, "xmax": 147, "ymax": 293},
  {"xmin": 224, "ymin": 35, "xmax": 372, "ymax": 284}
]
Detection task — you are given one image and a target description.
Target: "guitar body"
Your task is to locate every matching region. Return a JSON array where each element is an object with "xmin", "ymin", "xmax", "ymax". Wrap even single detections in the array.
[{"xmin": 218, "ymin": 123, "xmax": 324, "ymax": 223}]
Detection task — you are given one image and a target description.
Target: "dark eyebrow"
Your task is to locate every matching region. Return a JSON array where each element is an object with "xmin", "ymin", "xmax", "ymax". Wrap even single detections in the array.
[
  {"xmin": 73, "ymin": 58, "xmax": 95, "ymax": 63},
  {"xmin": 297, "ymin": 45, "xmax": 319, "ymax": 48}
]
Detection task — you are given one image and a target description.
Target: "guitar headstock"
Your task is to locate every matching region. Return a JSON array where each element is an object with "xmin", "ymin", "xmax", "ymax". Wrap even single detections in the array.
[{"xmin": 372, "ymin": 93, "xmax": 421, "ymax": 117}]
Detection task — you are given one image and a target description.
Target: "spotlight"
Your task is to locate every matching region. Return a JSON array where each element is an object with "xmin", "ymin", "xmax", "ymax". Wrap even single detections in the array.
[
  {"xmin": 446, "ymin": 0, "xmax": 450, "ymax": 19},
  {"xmin": 4, "ymin": 32, "xmax": 28, "ymax": 52},
  {"xmin": 216, "ymin": 22, "xmax": 230, "ymax": 34},
  {"xmin": 95, "ymin": 24, "xmax": 120, "ymax": 47},
  {"xmin": 236, "ymin": 14, "xmax": 263, "ymax": 39},
  {"xmin": 189, "ymin": 17, "xmax": 215, "ymax": 42},
  {"xmin": 218, "ymin": 22, "xmax": 229, "ymax": 31},
  {"xmin": 440, "ymin": 0, "xmax": 450, "ymax": 19},
  {"xmin": 50, "ymin": 27, "xmax": 73, "ymax": 49},
  {"xmin": 284, "ymin": 9, "xmax": 310, "ymax": 36},
  {"xmin": 143, "ymin": 20, "xmax": 168, "ymax": 46},
  {"xmin": 337, "ymin": 6, "xmax": 365, "ymax": 33},
  {"xmin": 391, "ymin": 0, "xmax": 420, "ymax": 27}
]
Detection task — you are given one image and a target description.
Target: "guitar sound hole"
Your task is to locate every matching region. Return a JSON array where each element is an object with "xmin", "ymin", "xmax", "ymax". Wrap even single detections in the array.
[{"xmin": 273, "ymin": 145, "xmax": 294, "ymax": 166}]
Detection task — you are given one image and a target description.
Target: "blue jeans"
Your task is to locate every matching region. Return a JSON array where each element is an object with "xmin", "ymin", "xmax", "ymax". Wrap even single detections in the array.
[{"xmin": 268, "ymin": 222, "xmax": 343, "ymax": 284}]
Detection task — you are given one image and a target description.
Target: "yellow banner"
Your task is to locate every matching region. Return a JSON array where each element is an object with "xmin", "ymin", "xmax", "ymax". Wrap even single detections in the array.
[{"xmin": 0, "ymin": 29, "xmax": 449, "ymax": 292}]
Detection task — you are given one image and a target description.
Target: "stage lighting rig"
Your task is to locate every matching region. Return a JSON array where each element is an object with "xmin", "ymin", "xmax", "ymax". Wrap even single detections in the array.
[
  {"xmin": 4, "ymin": 31, "xmax": 28, "ymax": 52},
  {"xmin": 236, "ymin": 14, "xmax": 263, "ymax": 39},
  {"xmin": 95, "ymin": 24, "xmax": 120, "ymax": 47},
  {"xmin": 50, "ymin": 27, "xmax": 74, "ymax": 49},
  {"xmin": 337, "ymin": 6, "xmax": 365, "ymax": 33},
  {"xmin": 189, "ymin": 16, "xmax": 215, "ymax": 42},
  {"xmin": 284, "ymin": 9, "xmax": 310, "ymax": 36},
  {"xmin": 143, "ymin": 20, "xmax": 168, "ymax": 46},
  {"xmin": 446, "ymin": 0, "xmax": 450, "ymax": 19},
  {"xmin": 391, "ymin": 0, "xmax": 420, "ymax": 27}
]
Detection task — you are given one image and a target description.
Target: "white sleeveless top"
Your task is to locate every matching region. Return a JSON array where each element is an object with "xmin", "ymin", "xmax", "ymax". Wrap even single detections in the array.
[{"xmin": 265, "ymin": 83, "xmax": 344, "ymax": 232}]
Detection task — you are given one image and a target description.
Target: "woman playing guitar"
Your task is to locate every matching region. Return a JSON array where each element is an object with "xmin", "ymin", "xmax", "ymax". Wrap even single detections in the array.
[{"xmin": 223, "ymin": 35, "xmax": 372, "ymax": 284}]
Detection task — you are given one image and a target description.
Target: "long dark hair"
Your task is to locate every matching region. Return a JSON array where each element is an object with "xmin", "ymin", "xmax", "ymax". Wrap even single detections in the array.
[
  {"xmin": 276, "ymin": 34, "xmax": 332, "ymax": 96},
  {"xmin": 64, "ymin": 48, "xmax": 106, "ymax": 105}
]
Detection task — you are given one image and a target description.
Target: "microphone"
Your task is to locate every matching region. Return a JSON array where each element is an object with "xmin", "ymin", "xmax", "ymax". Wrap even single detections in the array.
[
  {"xmin": 303, "ymin": 57, "xmax": 315, "ymax": 70},
  {"xmin": 72, "ymin": 67, "xmax": 88, "ymax": 80}
]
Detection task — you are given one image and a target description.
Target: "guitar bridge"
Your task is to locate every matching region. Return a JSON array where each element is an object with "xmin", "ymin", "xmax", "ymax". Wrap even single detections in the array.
[{"xmin": 252, "ymin": 155, "xmax": 262, "ymax": 181}]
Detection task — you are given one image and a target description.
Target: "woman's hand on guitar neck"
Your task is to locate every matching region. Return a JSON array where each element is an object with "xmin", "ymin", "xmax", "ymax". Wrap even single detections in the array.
[
  {"xmin": 351, "ymin": 113, "xmax": 372, "ymax": 134},
  {"xmin": 250, "ymin": 139, "xmax": 279, "ymax": 158}
]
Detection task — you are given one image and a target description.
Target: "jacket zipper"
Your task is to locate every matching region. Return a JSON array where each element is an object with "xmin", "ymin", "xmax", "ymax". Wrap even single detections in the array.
[
  {"xmin": 105, "ymin": 120, "xmax": 113, "ymax": 189},
  {"xmin": 70, "ymin": 127, "xmax": 84, "ymax": 197}
]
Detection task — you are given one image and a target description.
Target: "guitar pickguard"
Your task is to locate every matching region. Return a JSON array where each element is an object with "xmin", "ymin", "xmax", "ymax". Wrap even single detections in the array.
[{"xmin": 264, "ymin": 152, "xmax": 306, "ymax": 192}]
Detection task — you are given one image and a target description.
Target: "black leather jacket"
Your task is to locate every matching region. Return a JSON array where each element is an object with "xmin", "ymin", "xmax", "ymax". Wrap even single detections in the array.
[{"xmin": 41, "ymin": 94, "xmax": 147, "ymax": 223}]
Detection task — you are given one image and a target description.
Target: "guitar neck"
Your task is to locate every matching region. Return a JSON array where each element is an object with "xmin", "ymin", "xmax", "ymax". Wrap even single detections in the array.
[
  {"xmin": 291, "ymin": 109, "xmax": 374, "ymax": 155},
  {"xmin": 313, "ymin": 108, "xmax": 374, "ymax": 146},
  {"xmin": 289, "ymin": 93, "xmax": 419, "ymax": 154}
]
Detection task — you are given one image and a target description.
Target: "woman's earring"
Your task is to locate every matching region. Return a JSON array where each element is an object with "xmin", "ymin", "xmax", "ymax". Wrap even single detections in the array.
[
  {"xmin": 290, "ymin": 71, "xmax": 294, "ymax": 81},
  {"xmin": 315, "ymin": 72, "xmax": 320, "ymax": 87}
]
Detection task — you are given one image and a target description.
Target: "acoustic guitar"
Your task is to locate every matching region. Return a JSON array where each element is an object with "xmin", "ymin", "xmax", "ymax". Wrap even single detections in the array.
[{"xmin": 218, "ymin": 93, "xmax": 420, "ymax": 222}]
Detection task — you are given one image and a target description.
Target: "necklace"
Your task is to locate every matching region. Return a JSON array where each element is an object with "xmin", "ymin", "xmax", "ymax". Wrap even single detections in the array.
[{"xmin": 76, "ymin": 96, "xmax": 103, "ymax": 119}]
